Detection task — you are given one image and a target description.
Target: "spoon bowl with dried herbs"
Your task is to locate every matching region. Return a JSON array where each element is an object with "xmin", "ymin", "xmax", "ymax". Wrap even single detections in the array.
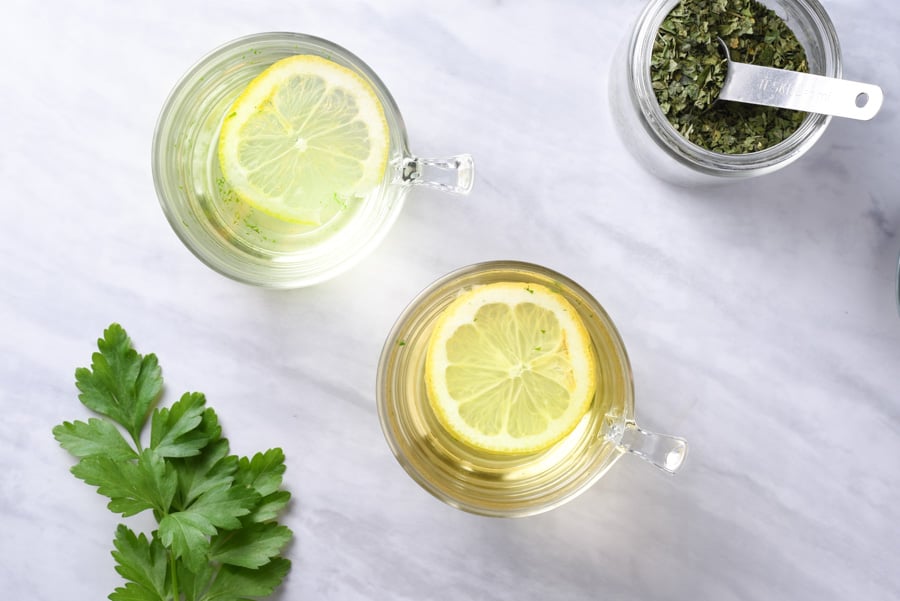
[
  {"xmin": 650, "ymin": 0, "xmax": 814, "ymax": 154},
  {"xmin": 715, "ymin": 37, "xmax": 883, "ymax": 121}
]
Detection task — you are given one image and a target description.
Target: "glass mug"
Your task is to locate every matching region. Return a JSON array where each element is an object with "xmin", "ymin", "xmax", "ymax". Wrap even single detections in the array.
[
  {"xmin": 153, "ymin": 32, "xmax": 474, "ymax": 288},
  {"xmin": 608, "ymin": 0, "xmax": 841, "ymax": 185},
  {"xmin": 377, "ymin": 261, "xmax": 687, "ymax": 517}
]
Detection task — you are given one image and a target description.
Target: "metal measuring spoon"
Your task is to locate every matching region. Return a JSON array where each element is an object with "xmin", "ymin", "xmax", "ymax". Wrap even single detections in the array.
[{"xmin": 716, "ymin": 38, "xmax": 883, "ymax": 120}]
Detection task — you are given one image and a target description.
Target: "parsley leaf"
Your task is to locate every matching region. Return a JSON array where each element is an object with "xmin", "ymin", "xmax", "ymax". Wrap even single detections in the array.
[
  {"xmin": 234, "ymin": 449, "xmax": 286, "ymax": 496},
  {"xmin": 150, "ymin": 392, "xmax": 210, "ymax": 458},
  {"xmin": 54, "ymin": 324, "xmax": 293, "ymax": 600},
  {"xmin": 201, "ymin": 558, "xmax": 292, "ymax": 601},
  {"xmin": 209, "ymin": 522, "xmax": 293, "ymax": 569},
  {"xmin": 188, "ymin": 482, "xmax": 259, "ymax": 530},
  {"xmin": 52, "ymin": 418, "xmax": 137, "ymax": 461},
  {"xmin": 71, "ymin": 449, "xmax": 176, "ymax": 517},
  {"xmin": 176, "ymin": 562, "xmax": 215, "ymax": 601},
  {"xmin": 159, "ymin": 482, "xmax": 259, "ymax": 572},
  {"xmin": 110, "ymin": 525, "xmax": 168, "ymax": 601},
  {"xmin": 247, "ymin": 490, "xmax": 292, "ymax": 524},
  {"xmin": 175, "ymin": 438, "xmax": 238, "ymax": 510},
  {"xmin": 159, "ymin": 510, "xmax": 218, "ymax": 573},
  {"xmin": 235, "ymin": 449, "xmax": 292, "ymax": 523},
  {"xmin": 74, "ymin": 324, "xmax": 162, "ymax": 443}
]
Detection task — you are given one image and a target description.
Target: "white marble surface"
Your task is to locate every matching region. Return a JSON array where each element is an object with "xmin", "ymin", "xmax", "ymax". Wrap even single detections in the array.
[{"xmin": 2, "ymin": 0, "xmax": 899, "ymax": 599}]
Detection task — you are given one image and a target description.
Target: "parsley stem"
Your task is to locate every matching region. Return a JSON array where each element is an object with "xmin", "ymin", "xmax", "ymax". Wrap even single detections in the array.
[
  {"xmin": 169, "ymin": 551, "xmax": 180, "ymax": 601},
  {"xmin": 131, "ymin": 431, "xmax": 143, "ymax": 453}
]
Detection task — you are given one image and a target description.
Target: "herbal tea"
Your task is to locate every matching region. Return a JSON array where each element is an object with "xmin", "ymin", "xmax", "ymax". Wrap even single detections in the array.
[
  {"xmin": 174, "ymin": 51, "xmax": 390, "ymax": 256},
  {"xmin": 154, "ymin": 33, "xmax": 473, "ymax": 287},
  {"xmin": 377, "ymin": 263, "xmax": 638, "ymax": 517}
]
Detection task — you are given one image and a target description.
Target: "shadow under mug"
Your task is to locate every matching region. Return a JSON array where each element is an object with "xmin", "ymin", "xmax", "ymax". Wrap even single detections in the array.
[
  {"xmin": 377, "ymin": 261, "xmax": 688, "ymax": 517},
  {"xmin": 152, "ymin": 32, "xmax": 473, "ymax": 288}
]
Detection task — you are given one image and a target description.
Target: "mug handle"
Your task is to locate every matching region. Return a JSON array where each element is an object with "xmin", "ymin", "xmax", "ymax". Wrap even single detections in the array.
[
  {"xmin": 397, "ymin": 155, "xmax": 475, "ymax": 195},
  {"xmin": 618, "ymin": 422, "xmax": 688, "ymax": 474}
]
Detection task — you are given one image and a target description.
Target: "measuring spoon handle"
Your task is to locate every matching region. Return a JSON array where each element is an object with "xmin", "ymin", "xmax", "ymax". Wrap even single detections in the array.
[{"xmin": 719, "ymin": 61, "xmax": 883, "ymax": 120}]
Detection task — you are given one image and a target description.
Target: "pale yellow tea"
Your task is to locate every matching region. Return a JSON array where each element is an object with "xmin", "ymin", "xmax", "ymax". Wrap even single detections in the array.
[
  {"xmin": 155, "ymin": 33, "xmax": 475, "ymax": 287},
  {"xmin": 155, "ymin": 34, "xmax": 403, "ymax": 287},
  {"xmin": 182, "ymin": 52, "xmax": 391, "ymax": 258},
  {"xmin": 377, "ymin": 262, "xmax": 635, "ymax": 517}
]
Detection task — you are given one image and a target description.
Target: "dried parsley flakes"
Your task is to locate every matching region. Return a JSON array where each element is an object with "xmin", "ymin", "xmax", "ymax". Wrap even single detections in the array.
[{"xmin": 650, "ymin": 0, "xmax": 809, "ymax": 154}]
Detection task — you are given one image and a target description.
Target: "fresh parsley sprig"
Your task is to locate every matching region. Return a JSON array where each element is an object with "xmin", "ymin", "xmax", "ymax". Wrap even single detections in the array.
[{"xmin": 53, "ymin": 324, "xmax": 293, "ymax": 601}]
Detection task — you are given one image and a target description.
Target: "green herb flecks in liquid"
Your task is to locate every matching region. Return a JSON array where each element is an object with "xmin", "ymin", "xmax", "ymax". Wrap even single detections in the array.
[
  {"xmin": 332, "ymin": 192, "xmax": 349, "ymax": 210},
  {"xmin": 650, "ymin": 0, "xmax": 809, "ymax": 154}
]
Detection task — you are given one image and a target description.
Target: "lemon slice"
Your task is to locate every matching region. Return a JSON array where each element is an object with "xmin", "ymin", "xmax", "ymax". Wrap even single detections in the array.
[
  {"xmin": 218, "ymin": 55, "xmax": 390, "ymax": 225},
  {"xmin": 425, "ymin": 282, "xmax": 596, "ymax": 454}
]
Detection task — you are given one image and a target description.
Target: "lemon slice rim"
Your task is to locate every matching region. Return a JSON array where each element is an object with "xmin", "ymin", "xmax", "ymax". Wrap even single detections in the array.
[
  {"xmin": 424, "ymin": 281, "xmax": 597, "ymax": 455},
  {"xmin": 217, "ymin": 54, "xmax": 391, "ymax": 224}
]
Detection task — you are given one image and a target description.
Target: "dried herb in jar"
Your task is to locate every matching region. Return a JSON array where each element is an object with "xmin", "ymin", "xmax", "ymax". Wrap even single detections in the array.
[{"xmin": 650, "ymin": 0, "xmax": 809, "ymax": 154}]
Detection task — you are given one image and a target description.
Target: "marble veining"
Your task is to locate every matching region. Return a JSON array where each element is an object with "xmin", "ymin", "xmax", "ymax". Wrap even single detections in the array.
[{"xmin": 1, "ymin": 1, "xmax": 898, "ymax": 600}]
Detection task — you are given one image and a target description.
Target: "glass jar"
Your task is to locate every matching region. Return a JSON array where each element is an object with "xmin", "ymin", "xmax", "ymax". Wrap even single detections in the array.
[{"xmin": 609, "ymin": 0, "xmax": 842, "ymax": 185}]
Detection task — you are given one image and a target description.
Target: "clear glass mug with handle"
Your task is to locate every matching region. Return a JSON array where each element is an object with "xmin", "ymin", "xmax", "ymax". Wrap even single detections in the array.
[
  {"xmin": 153, "ymin": 32, "xmax": 474, "ymax": 288},
  {"xmin": 377, "ymin": 261, "xmax": 688, "ymax": 517}
]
